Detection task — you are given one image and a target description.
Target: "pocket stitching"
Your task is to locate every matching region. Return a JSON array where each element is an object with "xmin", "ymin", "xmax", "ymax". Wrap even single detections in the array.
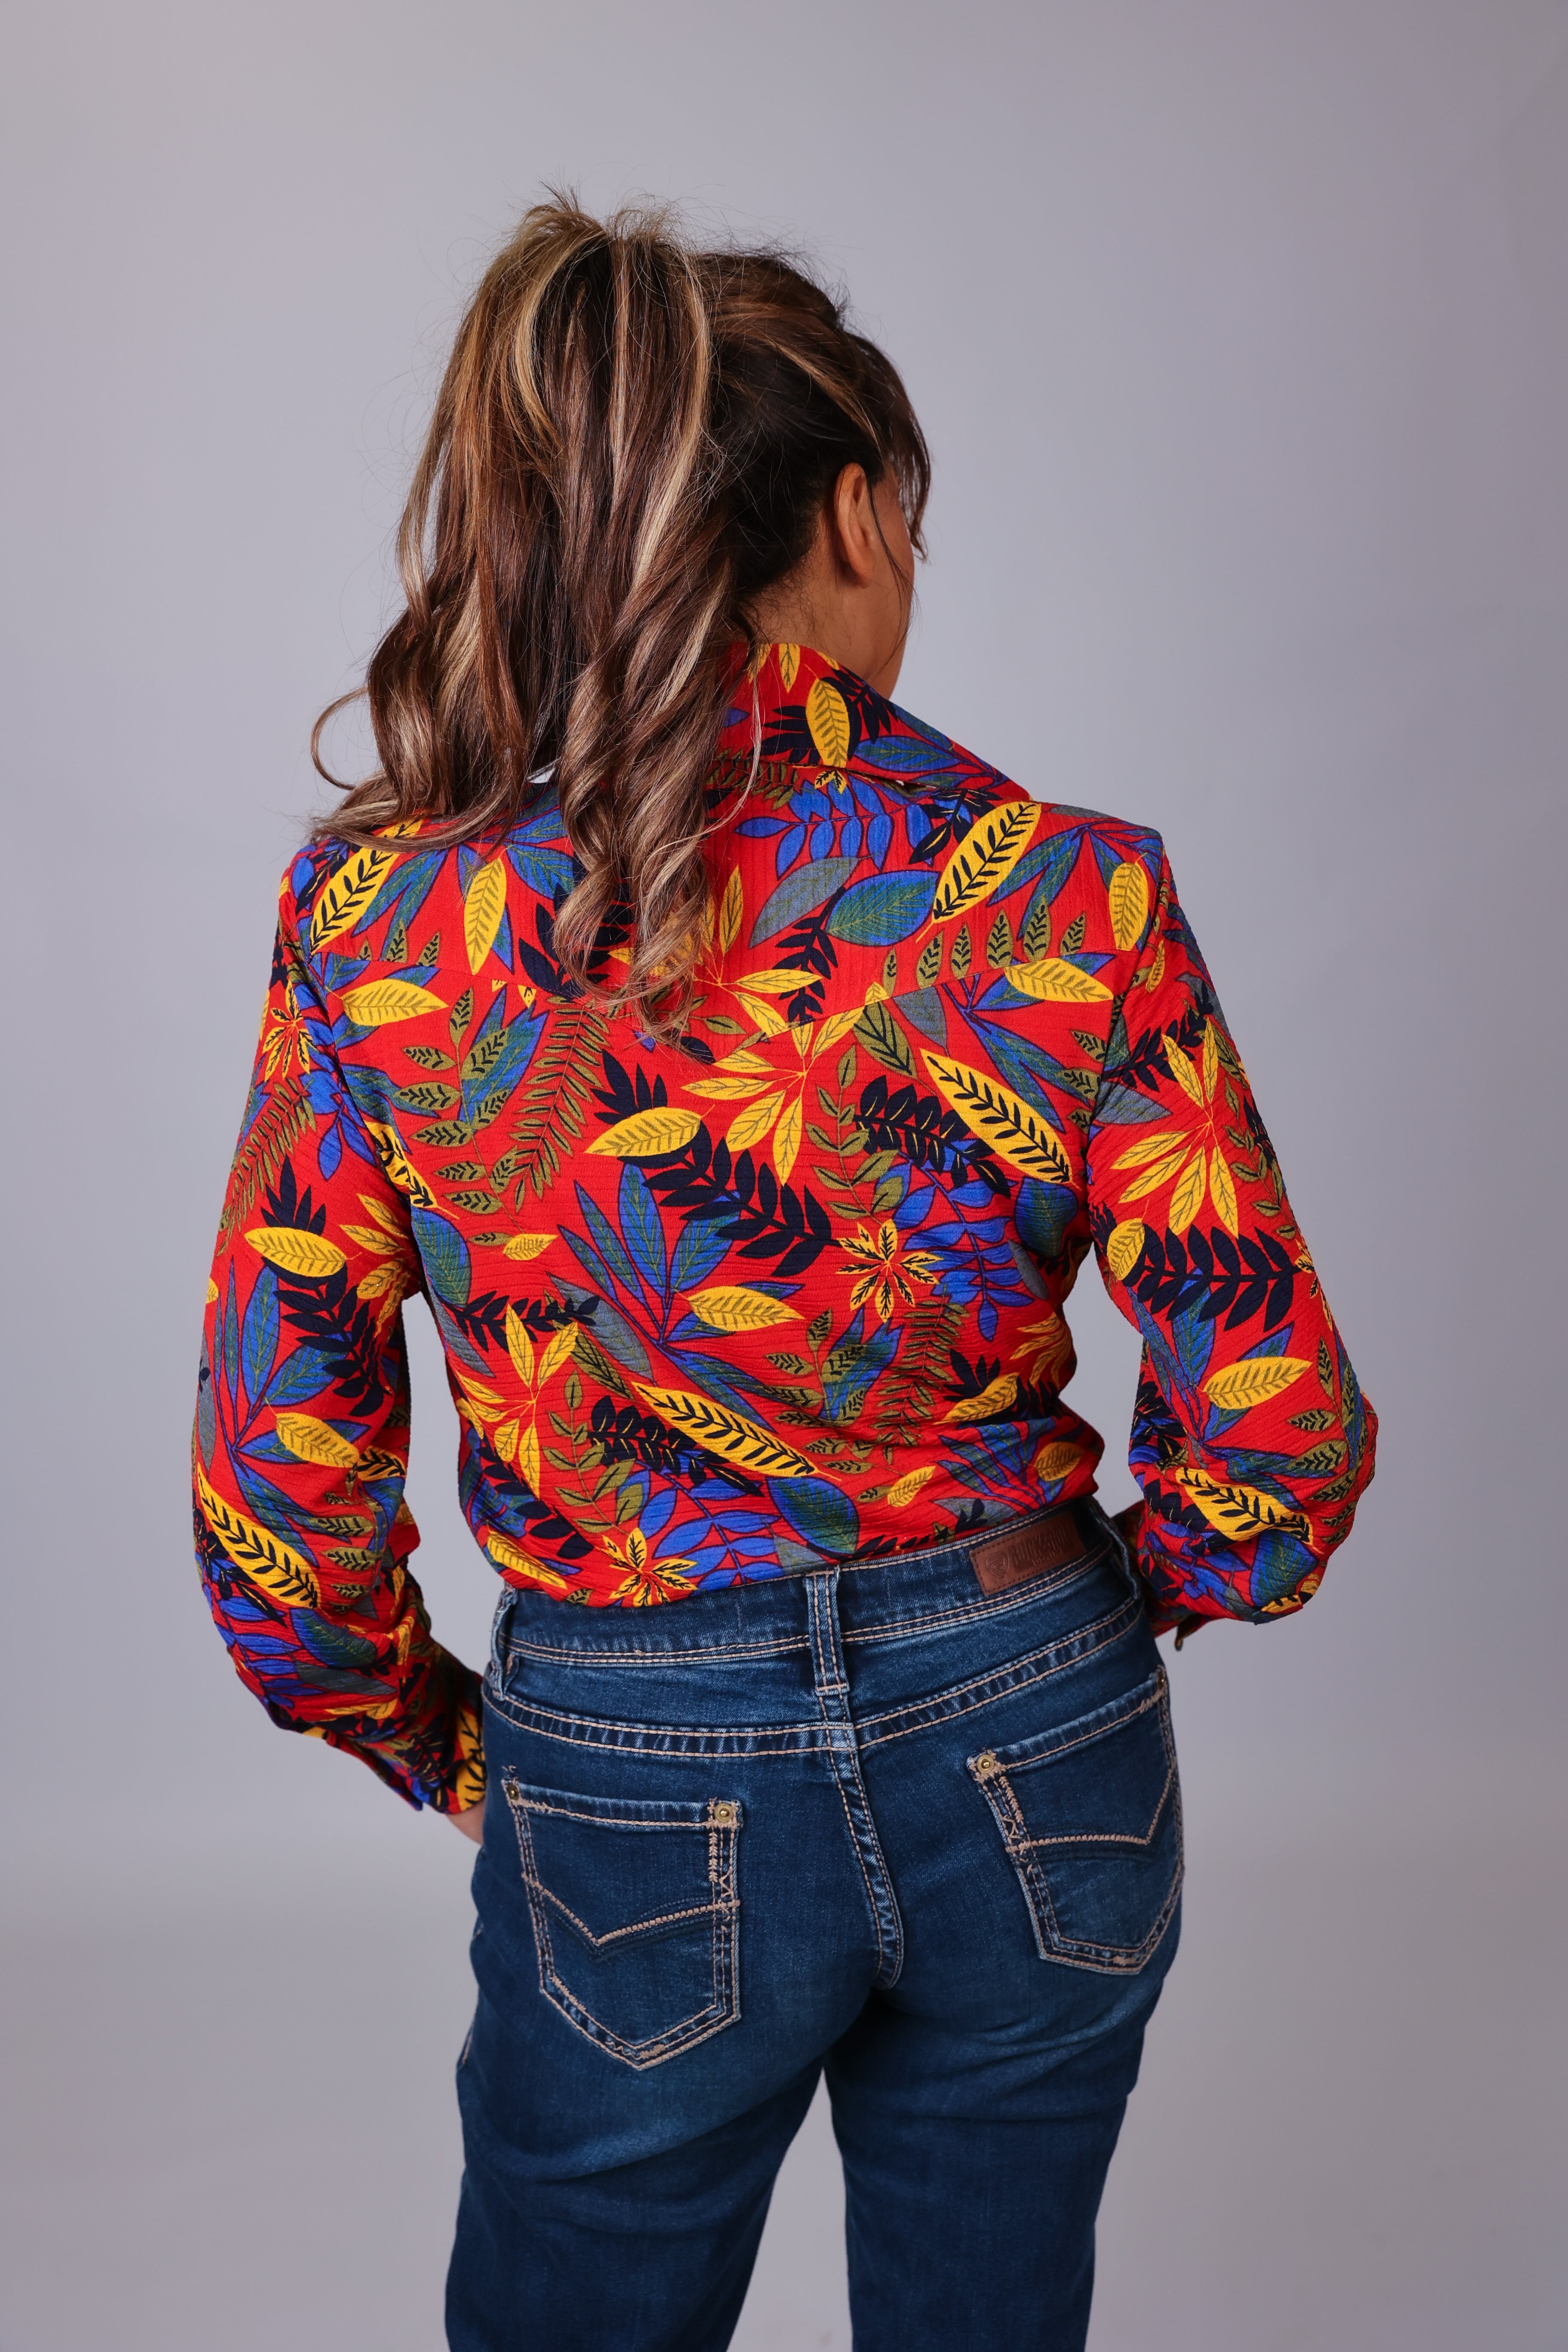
[
  {"xmin": 971, "ymin": 1682, "xmax": 1183, "ymax": 1973},
  {"xmin": 502, "ymin": 1779, "xmax": 742, "ymax": 2070}
]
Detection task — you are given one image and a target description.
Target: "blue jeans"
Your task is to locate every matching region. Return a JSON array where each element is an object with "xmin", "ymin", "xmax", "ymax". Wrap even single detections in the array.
[{"xmin": 447, "ymin": 1502, "xmax": 1181, "ymax": 2351}]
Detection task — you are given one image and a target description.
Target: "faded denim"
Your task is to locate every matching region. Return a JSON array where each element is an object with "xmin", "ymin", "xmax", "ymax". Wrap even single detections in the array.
[{"xmin": 447, "ymin": 1502, "xmax": 1181, "ymax": 2352}]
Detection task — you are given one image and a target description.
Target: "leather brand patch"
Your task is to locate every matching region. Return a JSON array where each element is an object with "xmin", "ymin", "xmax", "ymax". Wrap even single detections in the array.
[{"xmin": 970, "ymin": 1507, "xmax": 1089, "ymax": 1596}]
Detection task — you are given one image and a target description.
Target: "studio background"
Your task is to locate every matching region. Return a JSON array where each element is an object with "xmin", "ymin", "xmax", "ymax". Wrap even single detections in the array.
[{"xmin": 4, "ymin": 4, "xmax": 1565, "ymax": 2348}]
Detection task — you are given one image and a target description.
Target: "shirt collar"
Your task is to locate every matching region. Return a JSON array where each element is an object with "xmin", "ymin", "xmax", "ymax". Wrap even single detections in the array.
[{"xmin": 716, "ymin": 641, "xmax": 885, "ymax": 773}]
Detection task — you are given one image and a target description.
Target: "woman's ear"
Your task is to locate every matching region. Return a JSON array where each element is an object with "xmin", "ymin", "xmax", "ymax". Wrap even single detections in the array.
[{"xmin": 829, "ymin": 463, "xmax": 882, "ymax": 584}]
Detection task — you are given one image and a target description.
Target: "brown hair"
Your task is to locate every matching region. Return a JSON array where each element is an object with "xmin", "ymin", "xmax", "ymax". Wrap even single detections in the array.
[{"xmin": 313, "ymin": 196, "xmax": 929, "ymax": 1016}]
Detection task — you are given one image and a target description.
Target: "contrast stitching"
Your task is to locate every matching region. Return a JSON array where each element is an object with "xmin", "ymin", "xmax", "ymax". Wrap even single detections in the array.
[
  {"xmin": 502, "ymin": 1781, "xmax": 744, "ymax": 2067},
  {"xmin": 840, "ymin": 1542, "xmax": 1109, "ymax": 1645},
  {"xmin": 503, "ymin": 1632, "xmax": 809, "ymax": 1668},
  {"xmin": 481, "ymin": 1596, "xmax": 1139, "ymax": 1752},
  {"xmin": 533, "ymin": 1887, "xmax": 726, "ymax": 1948},
  {"xmin": 807, "ymin": 1571, "xmax": 905, "ymax": 1988},
  {"xmin": 971, "ymin": 1687, "xmax": 1184, "ymax": 1972},
  {"xmin": 978, "ymin": 1675, "xmax": 1165, "ymax": 1773},
  {"xmin": 854, "ymin": 1600, "xmax": 1140, "ymax": 1746}
]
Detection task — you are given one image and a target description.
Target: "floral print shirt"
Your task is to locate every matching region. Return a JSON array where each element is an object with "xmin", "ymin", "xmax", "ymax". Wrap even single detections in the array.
[{"xmin": 194, "ymin": 642, "xmax": 1376, "ymax": 1810}]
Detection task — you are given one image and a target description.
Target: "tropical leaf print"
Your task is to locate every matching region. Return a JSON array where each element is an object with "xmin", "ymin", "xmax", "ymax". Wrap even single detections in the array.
[
  {"xmin": 588, "ymin": 1107, "xmax": 702, "ymax": 1158},
  {"xmin": 930, "ymin": 802, "xmax": 1041, "ymax": 924},
  {"xmin": 462, "ymin": 858, "xmax": 508, "ymax": 974},
  {"xmin": 633, "ymin": 1386, "xmax": 818, "ymax": 1479},
  {"xmin": 195, "ymin": 637, "xmax": 1374, "ymax": 1814},
  {"xmin": 340, "ymin": 978, "xmax": 447, "ymax": 1026},
  {"xmin": 806, "ymin": 677, "xmax": 851, "ymax": 767},
  {"xmin": 246, "ymin": 1227, "xmax": 347, "ymax": 1277},
  {"xmin": 922, "ymin": 1054, "xmax": 1074, "ymax": 1185},
  {"xmin": 1107, "ymin": 859, "xmax": 1151, "ymax": 951},
  {"xmin": 311, "ymin": 845, "xmax": 399, "ymax": 950},
  {"xmin": 1008, "ymin": 957, "xmax": 1114, "ymax": 1005}
]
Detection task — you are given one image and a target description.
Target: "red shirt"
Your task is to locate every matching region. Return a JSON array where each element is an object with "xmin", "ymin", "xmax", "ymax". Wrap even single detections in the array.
[{"xmin": 195, "ymin": 642, "xmax": 1376, "ymax": 1809}]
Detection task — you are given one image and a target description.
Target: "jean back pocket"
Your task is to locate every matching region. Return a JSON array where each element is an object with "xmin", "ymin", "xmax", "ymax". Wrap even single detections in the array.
[
  {"xmin": 500, "ymin": 1778, "xmax": 742, "ymax": 2070},
  {"xmin": 969, "ymin": 1666, "xmax": 1182, "ymax": 1974}
]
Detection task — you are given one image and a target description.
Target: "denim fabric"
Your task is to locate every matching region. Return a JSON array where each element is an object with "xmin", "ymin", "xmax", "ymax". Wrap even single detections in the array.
[{"xmin": 447, "ymin": 1503, "xmax": 1181, "ymax": 2352}]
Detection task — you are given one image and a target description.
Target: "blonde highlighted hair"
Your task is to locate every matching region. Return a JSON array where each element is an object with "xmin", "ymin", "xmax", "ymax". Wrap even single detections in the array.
[{"xmin": 314, "ymin": 196, "xmax": 929, "ymax": 1017}]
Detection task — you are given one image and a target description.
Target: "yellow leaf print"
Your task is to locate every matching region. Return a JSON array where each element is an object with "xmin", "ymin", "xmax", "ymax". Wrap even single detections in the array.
[
  {"xmin": 945, "ymin": 1372, "xmax": 1020, "ymax": 1422},
  {"xmin": 1107, "ymin": 859, "xmax": 1150, "ymax": 952},
  {"xmin": 502, "ymin": 1233, "xmax": 553, "ymax": 1260},
  {"xmin": 505, "ymin": 1305, "xmax": 536, "ymax": 1386},
  {"xmin": 462, "ymin": 857, "xmax": 508, "ymax": 975},
  {"xmin": 1112, "ymin": 1128, "xmax": 1184, "ymax": 1172},
  {"xmin": 806, "ymin": 677, "xmax": 851, "ymax": 767},
  {"xmin": 485, "ymin": 1530, "xmax": 571, "ymax": 1592},
  {"xmin": 887, "ymin": 1465, "xmax": 937, "ymax": 1507},
  {"xmin": 816, "ymin": 1004, "xmax": 862, "ymax": 1048},
  {"xmin": 1167, "ymin": 1466, "xmax": 1310, "ymax": 1544},
  {"xmin": 1163, "ymin": 1032, "xmax": 1207, "ymax": 1107},
  {"xmin": 728, "ymin": 1089, "xmax": 784, "ymax": 1153},
  {"xmin": 736, "ymin": 991, "xmax": 789, "ymax": 1036},
  {"xmin": 686, "ymin": 1286, "xmax": 801, "ymax": 1332},
  {"xmin": 1117, "ymin": 1153, "xmax": 1189, "ymax": 1208},
  {"xmin": 245, "ymin": 1227, "xmax": 347, "ymax": 1278},
  {"xmin": 205, "ymin": 1277, "xmax": 219, "ymax": 1304},
  {"xmin": 922, "ymin": 1054, "xmax": 1073, "ymax": 1185},
  {"xmin": 634, "ymin": 1386, "xmax": 818, "ymax": 1478},
  {"xmin": 777, "ymin": 642, "xmax": 801, "ymax": 690},
  {"xmin": 1105, "ymin": 1219, "xmax": 1146, "ymax": 1282},
  {"xmin": 1208, "ymin": 1148, "xmax": 1240, "ymax": 1235},
  {"xmin": 273, "ymin": 1414, "xmax": 360, "ymax": 1470},
  {"xmin": 930, "ymin": 801, "xmax": 1041, "ymax": 925},
  {"xmin": 1007, "ymin": 956, "xmax": 1114, "ymax": 1005},
  {"xmin": 1202, "ymin": 1357, "xmax": 1308, "ymax": 1412},
  {"xmin": 450, "ymin": 1695, "xmax": 487, "ymax": 1811},
  {"xmin": 740, "ymin": 968, "xmax": 811, "ymax": 997},
  {"xmin": 773, "ymin": 1096, "xmax": 804, "ymax": 1182},
  {"xmin": 195, "ymin": 1464, "xmax": 321, "ymax": 1609},
  {"xmin": 586, "ymin": 1107, "xmax": 702, "ymax": 1158},
  {"xmin": 686, "ymin": 1073, "xmax": 773, "ymax": 1101},
  {"xmin": 718, "ymin": 869, "xmax": 744, "ymax": 952},
  {"xmin": 1032, "ymin": 1439, "xmax": 1085, "ymax": 1481},
  {"xmin": 310, "ymin": 845, "xmax": 397, "ymax": 951},
  {"xmin": 1168, "ymin": 1149, "xmax": 1208, "ymax": 1233},
  {"xmin": 538, "ymin": 1323, "xmax": 579, "ymax": 1384},
  {"xmin": 340, "ymin": 979, "xmax": 447, "ymax": 1026},
  {"xmin": 1201, "ymin": 1020, "xmax": 1220, "ymax": 1102}
]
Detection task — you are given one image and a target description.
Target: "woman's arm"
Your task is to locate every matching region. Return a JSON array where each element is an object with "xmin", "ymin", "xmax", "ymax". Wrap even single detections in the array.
[
  {"xmin": 193, "ymin": 854, "xmax": 484, "ymax": 1813},
  {"xmin": 1085, "ymin": 846, "xmax": 1376, "ymax": 1631}
]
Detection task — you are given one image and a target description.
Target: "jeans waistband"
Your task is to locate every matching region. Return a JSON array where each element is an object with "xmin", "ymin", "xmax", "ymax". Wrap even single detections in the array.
[{"xmin": 488, "ymin": 1497, "xmax": 1129, "ymax": 1674}]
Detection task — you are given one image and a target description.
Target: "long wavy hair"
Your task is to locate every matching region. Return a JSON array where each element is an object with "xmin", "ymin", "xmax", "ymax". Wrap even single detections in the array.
[{"xmin": 312, "ymin": 196, "xmax": 929, "ymax": 1017}]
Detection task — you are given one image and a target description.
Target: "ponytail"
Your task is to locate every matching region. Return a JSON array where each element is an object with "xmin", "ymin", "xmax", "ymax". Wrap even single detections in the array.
[{"xmin": 314, "ymin": 196, "xmax": 929, "ymax": 1020}]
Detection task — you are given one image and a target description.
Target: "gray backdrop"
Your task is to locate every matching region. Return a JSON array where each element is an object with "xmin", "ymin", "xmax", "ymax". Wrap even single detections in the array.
[{"xmin": 4, "ymin": 3, "xmax": 1565, "ymax": 2347}]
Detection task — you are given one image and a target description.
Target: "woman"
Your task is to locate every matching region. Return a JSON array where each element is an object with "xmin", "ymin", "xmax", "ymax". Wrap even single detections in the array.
[{"xmin": 194, "ymin": 198, "xmax": 1375, "ymax": 2351}]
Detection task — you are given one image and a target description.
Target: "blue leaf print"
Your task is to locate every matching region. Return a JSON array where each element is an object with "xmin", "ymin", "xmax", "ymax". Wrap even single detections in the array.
[
  {"xmin": 263, "ymin": 1343, "xmax": 336, "ymax": 1407},
  {"xmin": 618, "ymin": 1163, "xmax": 668, "ymax": 1301},
  {"xmin": 240, "ymin": 1264, "xmax": 279, "ymax": 1409},
  {"xmin": 824, "ymin": 871, "xmax": 937, "ymax": 945},
  {"xmin": 411, "ymin": 1207, "xmax": 471, "ymax": 1307},
  {"xmin": 573, "ymin": 1185, "xmax": 644, "ymax": 1304},
  {"xmin": 767, "ymin": 1476, "xmax": 860, "ymax": 1557},
  {"xmin": 670, "ymin": 1216, "xmax": 731, "ymax": 1295},
  {"xmin": 750, "ymin": 858, "xmax": 855, "ymax": 944}
]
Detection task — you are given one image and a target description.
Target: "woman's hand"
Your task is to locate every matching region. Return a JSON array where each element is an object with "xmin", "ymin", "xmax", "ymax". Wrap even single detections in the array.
[{"xmin": 448, "ymin": 1800, "xmax": 486, "ymax": 1845}]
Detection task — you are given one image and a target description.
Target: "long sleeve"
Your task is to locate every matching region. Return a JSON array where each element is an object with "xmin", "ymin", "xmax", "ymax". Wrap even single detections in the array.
[
  {"xmin": 192, "ymin": 855, "xmax": 484, "ymax": 1810},
  {"xmin": 1084, "ymin": 847, "xmax": 1376, "ymax": 1631}
]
